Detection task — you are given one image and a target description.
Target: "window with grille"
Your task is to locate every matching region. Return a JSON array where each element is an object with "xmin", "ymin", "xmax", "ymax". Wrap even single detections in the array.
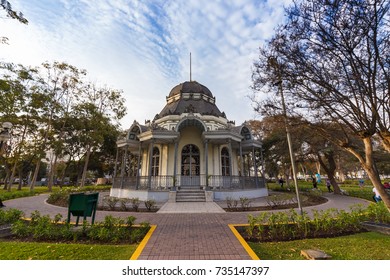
[
  {"xmin": 221, "ymin": 147, "xmax": 230, "ymax": 176},
  {"xmin": 151, "ymin": 147, "xmax": 160, "ymax": 176}
]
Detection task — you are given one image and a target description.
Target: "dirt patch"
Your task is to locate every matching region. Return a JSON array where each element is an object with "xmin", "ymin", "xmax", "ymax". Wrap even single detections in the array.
[{"xmin": 224, "ymin": 195, "xmax": 328, "ymax": 212}]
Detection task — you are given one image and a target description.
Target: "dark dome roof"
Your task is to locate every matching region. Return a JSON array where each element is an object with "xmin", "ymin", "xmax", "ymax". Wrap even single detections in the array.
[
  {"xmin": 168, "ymin": 81, "xmax": 213, "ymax": 98},
  {"xmin": 157, "ymin": 80, "xmax": 225, "ymax": 119}
]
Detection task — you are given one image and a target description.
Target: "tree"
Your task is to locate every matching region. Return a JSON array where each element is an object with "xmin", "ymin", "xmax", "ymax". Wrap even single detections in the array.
[
  {"xmin": 252, "ymin": 0, "xmax": 390, "ymax": 210},
  {"xmin": 1, "ymin": 0, "xmax": 28, "ymax": 44},
  {"xmin": 0, "ymin": 0, "xmax": 28, "ymax": 24},
  {"xmin": 28, "ymin": 62, "xmax": 86, "ymax": 191},
  {"xmin": 78, "ymin": 83, "xmax": 126, "ymax": 187},
  {"xmin": 0, "ymin": 63, "xmax": 38, "ymax": 191},
  {"xmin": 247, "ymin": 117, "xmax": 308, "ymax": 186}
]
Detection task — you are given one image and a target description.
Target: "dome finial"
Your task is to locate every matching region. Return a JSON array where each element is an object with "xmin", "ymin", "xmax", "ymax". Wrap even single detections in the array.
[{"xmin": 190, "ymin": 52, "xmax": 192, "ymax": 82}]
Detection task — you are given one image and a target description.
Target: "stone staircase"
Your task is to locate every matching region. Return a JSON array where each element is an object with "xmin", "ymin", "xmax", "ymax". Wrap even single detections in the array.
[{"xmin": 176, "ymin": 187, "xmax": 206, "ymax": 202}]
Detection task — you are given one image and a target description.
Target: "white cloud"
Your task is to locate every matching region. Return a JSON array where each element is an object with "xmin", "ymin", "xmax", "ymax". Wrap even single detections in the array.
[{"xmin": 1, "ymin": 0, "xmax": 292, "ymax": 128}]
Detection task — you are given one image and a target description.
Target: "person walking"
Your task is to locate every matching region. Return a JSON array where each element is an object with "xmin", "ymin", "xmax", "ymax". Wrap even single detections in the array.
[
  {"xmin": 278, "ymin": 177, "xmax": 284, "ymax": 188},
  {"xmin": 372, "ymin": 187, "xmax": 382, "ymax": 203},
  {"xmin": 326, "ymin": 179, "xmax": 333, "ymax": 193},
  {"xmin": 312, "ymin": 176, "xmax": 318, "ymax": 189}
]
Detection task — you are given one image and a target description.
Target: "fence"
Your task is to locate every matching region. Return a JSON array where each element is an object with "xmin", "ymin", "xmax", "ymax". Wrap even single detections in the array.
[{"xmin": 112, "ymin": 175, "xmax": 265, "ymax": 191}]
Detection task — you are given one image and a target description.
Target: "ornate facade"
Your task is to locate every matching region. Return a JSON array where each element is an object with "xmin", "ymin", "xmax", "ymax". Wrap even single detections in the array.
[{"xmin": 110, "ymin": 81, "xmax": 268, "ymax": 202}]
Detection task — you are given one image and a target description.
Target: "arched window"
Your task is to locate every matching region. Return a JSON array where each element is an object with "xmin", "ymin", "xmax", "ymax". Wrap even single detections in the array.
[
  {"xmin": 128, "ymin": 126, "xmax": 140, "ymax": 140},
  {"xmin": 241, "ymin": 127, "xmax": 252, "ymax": 140},
  {"xmin": 181, "ymin": 144, "xmax": 200, "ymax": 176},
  {"xmin": 221, "ymin": 147, "xmax": 230, "ymax": 176},
  {"xmin": 151, "ymin": 147, "xmax": 160, "ymax": 176}
]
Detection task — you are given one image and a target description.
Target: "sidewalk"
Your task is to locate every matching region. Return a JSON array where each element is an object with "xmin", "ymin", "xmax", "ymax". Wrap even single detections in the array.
[{"xmin": 3, "ymin": 193, "xmax": 370, "ymax": 260}]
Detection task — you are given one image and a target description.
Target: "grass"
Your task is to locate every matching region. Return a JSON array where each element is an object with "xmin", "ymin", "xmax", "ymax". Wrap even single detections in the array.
[
  {"xmin": 0, "ymin": 185, "xmax": 111, "ymax": 202},
  {"xmin": 267, "ymin": 180, "xmax": 376, "ymax": 201},
  {"xmin": 0, "ymin": 186, "xmax": 53, "ymax": 201},
  {"xmin": 248, "ymin": 231, "xmax": 390, "ymax": 260},
  {"xmin": 0, "ymin": 240, "xmax": 138, "ymax": 260}
]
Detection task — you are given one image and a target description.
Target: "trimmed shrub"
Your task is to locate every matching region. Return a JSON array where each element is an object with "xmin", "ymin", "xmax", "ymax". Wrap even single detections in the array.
[
  {"xmin": 130, "ymin": 198, "xmax": 140, "ymax": 212},
  {"xmin": 245, "ymin": 204, "xmax": 376, "ymax": 242},
  {"xmin": 144, "ymin": 199, "xmax": 156, "ymax": 211},
  {"xmin": 9, "ymin": 210, "xmax": 149, "ymax": 244},
  {"xmin": 0, "ymin": 208, "xmax": 24, "ymax": 225}
]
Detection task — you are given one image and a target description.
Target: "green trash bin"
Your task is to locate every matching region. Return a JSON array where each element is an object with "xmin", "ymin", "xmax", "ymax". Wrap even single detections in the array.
[{"xmin": 67, "ymin": 192, "xmax": 99, "ymax": 226}]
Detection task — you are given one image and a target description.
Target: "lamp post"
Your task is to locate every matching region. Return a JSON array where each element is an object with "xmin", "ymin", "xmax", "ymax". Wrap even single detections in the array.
[
  {"xmin": 268, "ymin": 57, "xmax": 303, "ymax": 215},
  {"xmin": 0, "ymin": 122, "xmax": 12, "ymax": 207},
  {"xmin": 0, "ymin": 122, "xmax": 12, "ymax": 155}
]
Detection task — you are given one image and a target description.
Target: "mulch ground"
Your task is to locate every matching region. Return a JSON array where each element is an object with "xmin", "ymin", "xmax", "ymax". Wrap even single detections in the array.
[{"xmin": 224, "ymin": 195, "xmax": 328, "ymax": 212}]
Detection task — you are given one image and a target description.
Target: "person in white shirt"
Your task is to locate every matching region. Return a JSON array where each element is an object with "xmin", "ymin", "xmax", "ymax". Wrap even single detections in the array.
[{"xmin": 372, "ymin": 187, "xmax": 382, "ymax": 203}]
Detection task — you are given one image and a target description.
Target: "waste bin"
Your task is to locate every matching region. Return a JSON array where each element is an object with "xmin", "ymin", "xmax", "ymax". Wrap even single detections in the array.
[{"xmin": 67, "ymin": 192, "xmax": 99, "ymax": 226}]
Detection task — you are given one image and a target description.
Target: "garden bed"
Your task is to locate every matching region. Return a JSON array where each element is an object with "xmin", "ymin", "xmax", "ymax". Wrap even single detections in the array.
[
  {"xmin": 1, "ymin": 209, "xmax": 150, "ymax": 245},
  {"xmin": 236, "ymin": 224, "xmax": 366, "ymax": 243},
  {"xmin": 240, "ymin": 202, "xmax": 390, "ymax": 243},
  {"xmin": 224, "ymin": 193, "xmax": 328, "ymax": 212},
  {"xmin": 47, "ymin": 190, "xmax": 159, "ymax": 212}
]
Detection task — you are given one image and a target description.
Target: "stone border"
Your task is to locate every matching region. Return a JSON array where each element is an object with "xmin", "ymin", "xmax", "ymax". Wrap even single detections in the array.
[
  {"xmin": 361, "ymin": 222, "xmax": 390, "ymax": 235},
  {"xmin": 228, "ymin": 224, "xmax": 260, "ymax": 260}
]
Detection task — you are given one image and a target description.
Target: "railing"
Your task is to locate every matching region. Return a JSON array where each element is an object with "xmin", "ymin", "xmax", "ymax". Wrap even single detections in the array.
[{"xmin": 112, "ymin": 175, "xmax": 265, "ymax": 191}]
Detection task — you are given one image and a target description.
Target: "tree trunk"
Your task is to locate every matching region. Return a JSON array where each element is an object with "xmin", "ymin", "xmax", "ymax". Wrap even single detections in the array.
[
  {"xmin": 7, "ymin": 161, "xmax": 18, "ymax": 192},
  {"xmin": 2, "ymin": 164, "xmax": 10, "ymax": 190},
  {"xmin": 346, "ymin": 137, "xmax": 390, "ymax": 211},
  {"xmin": 59, "ymin": 157, "xmax": 72, "ymax": 188},
  {"xmin": 3, "ymin": 174, "xmax": 9, "ymax": 190},
  {"xmin": 317, "ymin": 152, "xmax": 341, "ymax": 194},
  {"xmin": 17, "ymin": 165, "xmax": 23, "ymax": 190},
  {"xmin": 315, "ymin": 161, "xmax": 321, "ymax": 175},
  {"xmin": 336, "ymin": 157, "xmax": 346, "ymax": 182},
  {"xmin": 80, "ymin": 147, "xmax": 91, "ymax": 188},
  {"xmin": 29, "ymin": 160, "xmax": 41, "ymax": 191},
  {"xmin": 47, "ymin": 154, "xmax": 58, "ymax": 191},
  {"xmin": 299, "ymin": 163, "xmax": 307, "ymax": 181},
  {"xmin": 379, "ymin": 132, "xmax": 390, "ymax": 153},
  {"xmin": 8, "ymin": 122, "xmax": 28, "ymax": 191},
  {"xmin": 29, "ymin": 111, "xmax": 52, "ymax": 191}
]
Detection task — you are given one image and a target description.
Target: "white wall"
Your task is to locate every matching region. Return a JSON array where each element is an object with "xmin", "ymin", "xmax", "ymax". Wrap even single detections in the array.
[{"xmin": 213, "ymin": 188, "xmax": 269, "ymax": 201}]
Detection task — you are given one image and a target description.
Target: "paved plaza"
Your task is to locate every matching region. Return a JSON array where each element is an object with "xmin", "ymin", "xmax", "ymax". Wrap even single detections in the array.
[{"xmin": 3, "ymin": 193, "xmax": 370, "ymax": 260}]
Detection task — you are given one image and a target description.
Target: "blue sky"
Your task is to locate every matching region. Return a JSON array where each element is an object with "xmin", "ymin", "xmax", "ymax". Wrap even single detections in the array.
[{"xmin": 1, "ymin": 0, "xmax": 291, "ymax": 129}]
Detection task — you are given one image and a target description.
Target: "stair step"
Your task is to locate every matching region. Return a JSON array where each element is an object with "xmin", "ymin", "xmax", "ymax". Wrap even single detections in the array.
[
  {"xmin": 176, "ymin": 199, "xmax": 205, "ymax": 202},
  {"xmin": 176, "ymin": 191, "xmax": 205, "ymax": 194},
  {"xmin": 175, "ymin": 189, "xmax": 206, "ymax": 202},
  {"xmin": 176, "ymin": 195, "xmax": 205, "ymax": 199}
]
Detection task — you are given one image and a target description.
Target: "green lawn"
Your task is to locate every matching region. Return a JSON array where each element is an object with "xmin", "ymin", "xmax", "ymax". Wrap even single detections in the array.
[
  {"xmin": 0, "ymin": 240, "xmax": 137, "ymax": 260},
  {"xmin": 248, "ymin": 231, "xmax": 390, "ymax": 260},
  {"xmin": 267, "ymin": 180, "xmax": 376, "ymax": 201}
]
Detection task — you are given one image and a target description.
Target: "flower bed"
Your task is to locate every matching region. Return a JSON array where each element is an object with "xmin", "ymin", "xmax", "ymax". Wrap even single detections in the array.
[
  {"xmin": 242, "ymin": 202, "xmax": 390, "ymax": 242},
  {"xmin": 1, "ymin": 209, "xmax": 150, "ymax": 245}
]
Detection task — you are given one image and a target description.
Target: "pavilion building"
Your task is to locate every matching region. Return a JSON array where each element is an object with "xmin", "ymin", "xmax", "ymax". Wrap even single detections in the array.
[{"xmin": 110, "ymin": 80, "xmax": 267, "ymax": 202}]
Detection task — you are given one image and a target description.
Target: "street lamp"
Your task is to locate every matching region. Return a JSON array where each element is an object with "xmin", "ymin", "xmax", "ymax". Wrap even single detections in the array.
[
  {"xmin": 268, "ymin": 57, "xmax": 303, "ymax": 215},
  {"xmin": 0, "ymin": 122, "xmax": 12, "ymax": 207},
  {"xmin": 0, "ymin": 122, "xmax": 12, "ymax": 154}
]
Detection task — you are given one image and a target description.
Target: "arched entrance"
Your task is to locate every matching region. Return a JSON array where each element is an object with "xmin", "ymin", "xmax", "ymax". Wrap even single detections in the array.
[{"xmin": 181, "ymin": 144, "xmax": 200, "ymax": 186}]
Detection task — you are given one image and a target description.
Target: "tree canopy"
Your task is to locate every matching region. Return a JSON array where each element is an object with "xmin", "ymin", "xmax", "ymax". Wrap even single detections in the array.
[
  {"xmin": 252, "ymin": 0, "xmax": 390, "ymax": 209},
  {"xmin": 0, "ymin": 61, "xmax": 126, "ymax": 190},
  {"xmin": 1, "ymin": 0, "xmax": 28, "ymax": 44}
]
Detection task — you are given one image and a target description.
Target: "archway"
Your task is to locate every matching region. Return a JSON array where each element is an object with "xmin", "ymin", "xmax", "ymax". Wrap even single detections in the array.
[{"xmin": 181, "ymin": 144, "xmax": 200, "ymax": 186}]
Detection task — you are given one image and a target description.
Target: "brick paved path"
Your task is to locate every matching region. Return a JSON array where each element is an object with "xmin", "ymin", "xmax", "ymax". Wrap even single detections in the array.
[{"xmin": 138, "ymin": 214, "xmax": 251, "ymax": 260}]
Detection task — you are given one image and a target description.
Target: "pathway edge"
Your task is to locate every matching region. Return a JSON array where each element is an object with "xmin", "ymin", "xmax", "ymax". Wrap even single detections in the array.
[
  {"xmin": 130, "ymin": 225, "xmax": 157, "ymax": 260},
  {"xmin": 228, "ymin": 224, "xmax": 260, "ymax": 260}
]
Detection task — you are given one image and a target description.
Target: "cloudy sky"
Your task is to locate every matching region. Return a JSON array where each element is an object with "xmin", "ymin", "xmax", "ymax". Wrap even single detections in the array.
[{"xmin": 1, "ymin": 0, "xmax": 291, "ymax": 129}]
